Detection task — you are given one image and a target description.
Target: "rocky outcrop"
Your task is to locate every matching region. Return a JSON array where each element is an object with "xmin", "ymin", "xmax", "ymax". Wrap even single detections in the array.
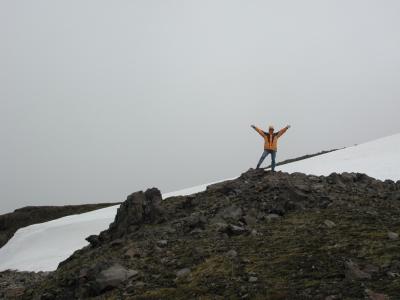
[
  {"xmin": 96, "ymin": 188, "xmax": 164, "ymax": 243},
  {"xmin": 5, "ymin": 169, "xmax": 400, "ymax": 299}
]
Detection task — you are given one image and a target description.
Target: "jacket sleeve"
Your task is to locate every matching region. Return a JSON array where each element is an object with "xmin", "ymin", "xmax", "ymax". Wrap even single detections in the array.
[
  {"xmin": 276, "ymin": 126, "xmax": 289, "ymax": 138},
  {"xmin": 254, "ymin": 126, "xmax": 266, "ymax": 138}
]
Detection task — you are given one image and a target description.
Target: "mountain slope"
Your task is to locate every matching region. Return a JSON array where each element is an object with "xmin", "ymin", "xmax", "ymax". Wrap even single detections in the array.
[
  {"xmin": 18, "ymin": 170, "xmax": 400, "ymax": 299},
  {"xmin": 1, "ymin": 134, "xmax": 399, "ymax": 273}
]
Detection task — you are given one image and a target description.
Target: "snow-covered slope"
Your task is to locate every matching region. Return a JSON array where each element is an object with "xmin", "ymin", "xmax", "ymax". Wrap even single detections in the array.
[
  {"xmin": 279, "ymin": 133, "xmax": 400, "ymax": 181},
  {"xmin": 1, "ymin": 134, "xmax": 399, "ymax": 272},
  {"xmin": 0, "ymin": 187, "xmax": 216, "ymax": 272},
  {"xmin": 0, "ymin": 205, "xmax": 119, "ymax": 272}
]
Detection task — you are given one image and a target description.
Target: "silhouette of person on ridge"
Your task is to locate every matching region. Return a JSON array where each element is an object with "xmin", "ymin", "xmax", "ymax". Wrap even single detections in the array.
[{"xmin": 251, "ymin": 124, "xmax": 291, "ymax": 171}]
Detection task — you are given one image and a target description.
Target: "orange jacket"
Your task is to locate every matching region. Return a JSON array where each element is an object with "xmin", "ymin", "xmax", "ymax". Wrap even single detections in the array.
[{"xmin": 254, "ymin": 126, "xmax": 288, "ymax": 151}]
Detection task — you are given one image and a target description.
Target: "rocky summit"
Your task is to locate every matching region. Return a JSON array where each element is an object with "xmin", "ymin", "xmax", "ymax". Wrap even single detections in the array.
[{"xmin": 3, "ymin": 169, "xmax": 400, "ymax": 299}]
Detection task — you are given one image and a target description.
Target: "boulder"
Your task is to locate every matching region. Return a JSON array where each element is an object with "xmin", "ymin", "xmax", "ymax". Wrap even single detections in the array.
[
  {"xmin": 175, "ymin": 268, "xmax": 192, "ymax": 283},
  {"xmin": 124, "ymin": 247, "xmax": 141, "ymax": 259},
  {"xmin": 243, "ymin": 214, "xmax": 257, "ymax": 227},
  {"xmin": 388, "ymin": 231, "xmax": 398, "ymax": 240},
  {"xmin": 95, "ymin": 264, "xmax": 138, "ymax": 292},
  {"xmin": 218, "ymin": 205, "xmax": 243, "ymax": 221},
  {"xmin": 183, "ymin": 212, "xmax": 207, "ymax": 231},
  {"xmin": 211, "ymin": 221, "xmax": 229, "ymax": 233},
  {"xmin": 157, "ymin": 240, "xmax": 168, "ymax": 247},
  {"xmin": 86, "ymin": 235, "xmax": 100, "ymax": 247},
  {"xmin": 248, "ymin": 276, "xmax": 258, "ymax": 283},
  {"xmin": 101, "ymin": 188, "xmax": 164, "ymax": 241},
  {"xmin": 176, "ymin": 268, "xmax": 191, "ymax": 278},
  {"xmin": 226, "ymin": 249, "xmax": 238, "ymax": 259},
  {"xmin": 345, "ymin": 261, "xmax": 371, "ymax": 280},
  {"xmin": 389, "ymin": 191, "xmax": 400, "ymax": 201},
  {"xmin": 227, "ymin": 224, "xmax": 247, "ymax": 235},
  {"xmin": 324, "ymin": 220, "xmax": 336, "ymax": 228}
]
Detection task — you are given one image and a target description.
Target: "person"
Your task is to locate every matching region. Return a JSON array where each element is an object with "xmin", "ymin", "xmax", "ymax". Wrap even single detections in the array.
[{"xmin": 251, "ymin": 124, "xmax": 291, "ymax": 171}]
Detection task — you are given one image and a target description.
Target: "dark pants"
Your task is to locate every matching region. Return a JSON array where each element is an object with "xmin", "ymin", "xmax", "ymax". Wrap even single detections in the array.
[{"xmin": 256, "ymin": 150, "xmax": 276, "ymax": 170}]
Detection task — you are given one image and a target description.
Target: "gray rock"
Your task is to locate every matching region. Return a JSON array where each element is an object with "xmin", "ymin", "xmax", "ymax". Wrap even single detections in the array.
[
  {"xmin": 191, "ymin": 247, "xmax": 206, "ymax": 259},
  {"xmin": 101, "ymin": 188, "xmax": 164, "ymax": 241},
  {"xmin": 176, "ymin": 268, "xmax": 191, "ymax": 279},
  {"xmin": 311, "ymin": 184, "xmax": 325, "ymax": 190},
  {"xmin": 190, "ymin": 228, "xmax": 204, "ymax": 235},
  {"xmin": 341, "ymin": 172, "xmax": 357, "ymax": 183},
  {"xmin": 157, "ymin": 240, "xmax": 168, "ymax": 247},
  {"xmin": 124, "ymin": 247, "xmax": 141, "ymax": 258},
  {"xmin": 212, "ymin": 222, "xmax": 229, "ymax": 232},
  {"xmin": 388, "ymin": 231, "xmax": 399, "ymax": 240},
  {"xmin": 389, "ymin": 191, "xmax": 400, "ymax": 201},
  {"xmin": 363, "ymin": 264, "xmax": 379, "ymax": 274},
  {"xmin": 135, "ymin": 281, "xmax": 145, "ymax": 288},
  {"xmin": 183, "ymin": 212, "xmax": 207, "ymax": 230},
  {"xmin": 96, "ymin": 264, "xmax": 138, "ymax": 291},
  {"xmin": 219, "ymin": 205, "xmax": 243, "ymax": 220},
  {"xmin": 293, "ymin": 183, "xmax": 311, "ymax": 193},
  {"xmin": 243, "ymin": 214, "xmax": 257, "ymax": 227},
  {"xmin": 154, "ymin": 246, "xmax": 163, "ymax": 253},
  {"xmin": 86, "ymin": 235, "xmax": 100, "ymax": 247},
  {"xmin": 386, "ymin": 271, "xmax": 399, "ymax": 278},
  {"xmin": 265, "ymin": 214, "xmax": 280, "ymax": 221},
  {"xmin": 226, "ymin": 249, "xmax": 238, "ymax": 259},
  {"xmin": 228, "ymin": 224, "xmax": 247, "ymax": 235},
  {"xmin": 345, "ymin": 261, "xmax": 371, "ymax": 280},
  {"xmin": 324, "ymin": 220, "xmax": 336, "ymax": 228},
  {"xmin": 110, "ymin": 239, "xmax": 124, "ymax": 247},
  {"xmin": 251, "ymin": 229, "xmax": 259, "ymax": 236},
  {"xmin": 248, "ymin": 276, "xmax": 258, "ymax": 282},
  {"xmin": 125, "ymin": 284, "xmax": 136, "ymax": 293}
]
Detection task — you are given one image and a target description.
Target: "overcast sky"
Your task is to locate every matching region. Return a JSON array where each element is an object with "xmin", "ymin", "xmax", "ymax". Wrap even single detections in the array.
[{"xmin": 1, "ymin": 0, "xmax": 400, "ymax": 214}]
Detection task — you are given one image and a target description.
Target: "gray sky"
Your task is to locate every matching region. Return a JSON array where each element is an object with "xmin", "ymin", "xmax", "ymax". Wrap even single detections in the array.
[{"xmin": 1, "ymin": 0, "xmax": 400, "ymax": 214}]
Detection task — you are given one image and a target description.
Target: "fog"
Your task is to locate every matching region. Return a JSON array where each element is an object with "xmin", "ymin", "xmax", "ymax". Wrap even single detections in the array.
[{"xmin": 1, "ymin": 0, "xmax": 400, "ymax": 214}]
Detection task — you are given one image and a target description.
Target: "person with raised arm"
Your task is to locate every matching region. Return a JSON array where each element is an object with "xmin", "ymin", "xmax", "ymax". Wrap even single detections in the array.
[{"xmin": 251, "ymin": 124, "xmax": 291, "ymax": 171}]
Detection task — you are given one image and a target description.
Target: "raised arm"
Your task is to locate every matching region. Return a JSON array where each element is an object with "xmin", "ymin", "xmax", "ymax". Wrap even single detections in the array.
[
  {"xmin": 277, "ymin": 125, "xmax": 291, "ymax": 138},
  {"xmin": 251, "ymin": 125, "xmax": 266, "ymax": 138}
]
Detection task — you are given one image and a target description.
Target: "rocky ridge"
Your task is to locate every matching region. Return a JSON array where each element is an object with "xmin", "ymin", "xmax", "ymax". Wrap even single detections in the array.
[{"xmin": 2, "ymin": 169, "xmax": 400, "ymax": 299}]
